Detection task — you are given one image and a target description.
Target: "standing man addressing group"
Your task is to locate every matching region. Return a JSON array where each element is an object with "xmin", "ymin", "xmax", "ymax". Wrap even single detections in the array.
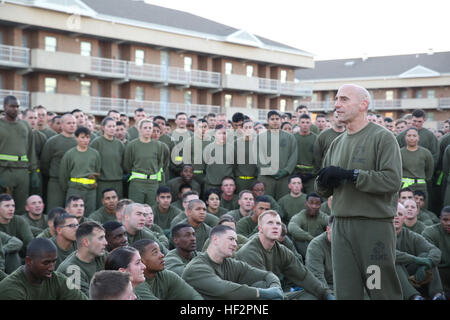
[{"xmin": 315, "ymin": 84, "xmax": 403, "ymax": 300}]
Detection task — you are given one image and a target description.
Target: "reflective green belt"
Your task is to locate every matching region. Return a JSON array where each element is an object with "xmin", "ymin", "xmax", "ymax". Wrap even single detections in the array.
[
  {"xmin": 129, "ymin": 169, "xmax": 163, "ymax": 182},
  {"xmin": 401, "ymin": 177, "xmax": 426, "ymax": 189},
  {"xmin": 296, "ymin": 164, "xmax": 314, "ymax": 169},
  {"xmin": 193, "ymin": 170, "xmax": 204, "ymax": 175},
  {"xmin": 0, "ymin": 154, "xmax": 28, "ymax": 162},
  {"xmin": 70, "ymin": 177, "xmax": 96, "ymax": 185},
  {"xmin": 436, "ymin": 171, "xmax": 444, "ymax": 186},
  {"xmin": 174, "ymin": 156, "xmax": 183, "ymax": 162},
  {"xmin": 238, "ymin": 176, "xmax": 255, "ymax": 180}
]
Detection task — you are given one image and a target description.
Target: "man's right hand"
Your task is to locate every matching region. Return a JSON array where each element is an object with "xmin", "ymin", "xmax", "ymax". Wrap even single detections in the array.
[
  {"xmin": 413, "ymin": 256, "xmax": 433, "ymax": 269},
  {"xmin": 258, "ymin": 287, "xmax": 284, "ymax": 300}
]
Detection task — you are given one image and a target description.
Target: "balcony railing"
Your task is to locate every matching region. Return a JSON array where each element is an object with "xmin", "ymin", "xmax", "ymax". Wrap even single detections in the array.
[
  {"xmin": 0, "ymin": 89, "xmax": 29, "ymax": 108},
  {"xmin": 90, "ymin": 57, "xmax": 127, "ymax": 77},
  {"xmin": 0, "ymin": 44, "xmax": 30, "ymax": 67},
  {"xmin": 90, "ymin": 97, "xmax": 128, "ymax": 114},
  {"xmin": 127, "ymin": 100, "xmax": 220, "ymax": 118}
]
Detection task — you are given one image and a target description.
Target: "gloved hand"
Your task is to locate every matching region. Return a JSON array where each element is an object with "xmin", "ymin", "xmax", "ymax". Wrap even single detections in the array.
[
  {"xmin": 325, "ymin": 293, "xmax": 336, "ymax": 300},
  {"xmin": 273, "ymin": 169, "xmax": 289, "ymax": 180},
  {"xmin": 413, "ymin": 256, "xmax": 433, "ymax": 269},
  {"xmin": 318, "ymin": 166, "xmax": 354, "ymax": 188},
  {"xmin": 30, "ymin": 171, "xmax": 40, "ymax": 189},
  {"xmin": 258, "ymin": 287, "xmax": 284, "ymax": 300},
  {"xmin": 415, "ymin": 266, "xmax": 428, "ymax": 282}
]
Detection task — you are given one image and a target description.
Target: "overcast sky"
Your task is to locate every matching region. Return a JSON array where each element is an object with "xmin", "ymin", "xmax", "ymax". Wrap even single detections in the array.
[{"xmin": 144, "ymin": 0, "xmax": 450, "ymax": 60}]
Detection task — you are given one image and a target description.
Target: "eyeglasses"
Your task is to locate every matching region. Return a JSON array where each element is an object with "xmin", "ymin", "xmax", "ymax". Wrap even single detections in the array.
[{"xmin": 61, "ymin": 223, "xmax": 79, "ymax": 229}]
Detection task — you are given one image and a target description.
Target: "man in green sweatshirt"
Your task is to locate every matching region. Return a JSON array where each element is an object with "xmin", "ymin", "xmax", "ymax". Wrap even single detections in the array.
[
  {"xmin": 59, "ymin": 126, "xmax": 101, "ymax": 216},
  {"xmin": 23, "ymin": 195, "xmax": 47, "ymax": 237},
  {"xmin": 132, "ymin": 239, "xmax": 203, "ymax": 300},
  {"xmin": 277, "ymin": 175, "xmax": 307, "ymax": 224},
  {"xmin": 0, "ymin": 238, "xmax": 87, "ymax": 300},
  {"xmin": 313, "ymin": 112, "xmax": 345, "ymax": 170},
  {"xmin": 235, "ymin": 210, "xmax": 334, "ymax": 300},
  {"xmin": 165, "ymin": 223, "xmax": 197, "ymax": 277},
  {"xmin": 315, "ymin": 84, "xmax": 402, "ymax": 300},
  {"xmin": 89, "ymin": 188, "xmax": 119, "ymax": 224},
  {"xmin": 152, "ymin": 186, "xmax": 183, "ymax": 237},
  {"xmin": 182, "ymin": 224, "xmax": 284, "ymax": 300},
  {"xmin": 0, "ymin": 96, "xmax": 38, "ymax": 215},
  {"xmin": 177, "ymin": 199, "xmax": 211, "ymax": 251}
]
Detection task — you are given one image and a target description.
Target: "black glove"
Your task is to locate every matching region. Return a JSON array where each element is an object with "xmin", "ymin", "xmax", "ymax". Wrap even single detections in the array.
[{"xmin": 318, "ymin": 166, "xmax": 355, "ymax": 188}]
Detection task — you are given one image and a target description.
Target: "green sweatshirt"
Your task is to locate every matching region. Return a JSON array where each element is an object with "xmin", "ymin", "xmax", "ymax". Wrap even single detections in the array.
[
  {"xmin": 89, "ymin": 206, "xmax": 117, "ymax": 224},
  {"xmin": 204, "ymin": 142, "xmax": 235, "ymax": 186},
  {"xmin": 183, "ymin": 135, "xmax": 210, "ymax": 173},
  {"xmin": 0, "ymin": 266, "xmax": 87, "ymax": 300},
  {"xmin": 166, "ymin": 177, "xmax": 201, "ymax": 201},
  {"xmin": 178, "ymin": 219, "xmax": 211, "ymax": 251},
  {"xmin": 236, "ymin": 216, "xmax": 258, "ymax": 238},
  {"xmin": 141, "ymin": 270, "xmax": 203, "ymax": 300},
  {"xmin": 316, "ymin": 122, "xmax": 402, "ymax": 219},
  {"xmin": 182, "ymin": 251, "xmax": 281, "ymax": 300},
  {"xmin": 404, "ymin": 220, "xmax": 426, "ymax": 235},
  {"xmin": 127, "ymin": 126, "xmax": 139, "ymax": 142},
  {"xmin": 57, "ymin": 251, "xmax": 107, "ymax": 297},
  {"xmin": 134, "ymin": 281, "xmax": 159, "ymax": 300},
  {"xmin": 152, "ymin": 205, "xmax": 182, "ymax": 232},
  {"xmin": 90, "ymin": 136, "xmax": 125, "ymax": 181},
  {"xmin": 39, "ymin": 127, "xmax": 57, "ymax": 139},
  {"xmin": 313, "ymin": 128, "xmax": 345, "ymax": 169},
  {"xmin": 50, "ymin": 236, "xmax": 77, "ymax": 268},
  {"xmin": 278, "ymin": 193, "xmax": 307, "ymax": 224},
  {"xmin": 40, "ymin": 134, "xmax": 77, "ymax": 178},
  {"xmin": 126, "ymin": 229, "xmax": 168, "ymax": 255},
  {"xmin": 305, "ymin": 232, "xmax": 333, "ymax": 289},
  {"xmin": 395, "ymin": 227, "xmax": 441, "ymax": 267},
  {"xmin": 170, "ymin": 212, "xmax": 219, "ymax": 229},
  {"xmin": 257, "ymin": 130, "xmax": 298, "ymax": 176},
  {"xmin": 59, "ymin": 147, "xmax": 101, "ymax": 191},
  {"xmin": 234, "ymin": 137, "xmax": 258, "ymax": 177},
  {"xmin": 33, "ymin": 130, "xmax": 47, "ymax": 162},
  {"xmin": 294, "ymin": 132, "xmax": 317, "ymax": 171},
  {"xmin": 422, "ymin": 223, "xmax": 450, "ymax": 267},
  {"xmin": 288, "ymin": 209, "xmax": 329, "ymax": 242},
  {"xmin": 235, "ymin": 235, "xmax": 331, "ymax": 299},
  {"xmin": 165, "ymin": 249, "xmax": 198, "ymax": 277},
  {"xmin": 397, "ymin": 127, "xmax": 439, "ymax": 165},
  {"xmin": 149, "ymin": 224, "xmax": 170, "ymax": 249},
  {"xmin": 207, "ymin": 207, "xmax": 229, "ymax": 218},
  {"xmin": 36, "ymin": 228, "xmax": 52, "ymax": 239},
  {"xmin": 22, "ymin": 214, "xmax": 47, "ymax": 237},
  {"xmin": 0, "ymin": 215, "xmax": 34, "ymax": 256},
  {"xmin": 0, "ymin": 231, "xmax": 23, "ymax": 274},
  {"xmin": 123, "ymin": 139, "xmax": 169, "ymax": 178},
  {"xmin": 221, "ymin": 194, "xmax": 239, "ymax": 211},
  {"xmin": 400, "ymin": 146, "xmax": 434, "ymax": 180},
  {"xmin": 0, "ymin": 118, "xmax": 37, "ymax": 170},
  {"xmin": 226, "ymin": 209, "xmax": 251, "ymax": 223}
]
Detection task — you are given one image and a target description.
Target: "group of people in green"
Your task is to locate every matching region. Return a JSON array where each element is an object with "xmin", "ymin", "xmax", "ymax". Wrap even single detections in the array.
[{"xmin": 0, "ymin": 84, "xmax": 449, "ymax": 300}]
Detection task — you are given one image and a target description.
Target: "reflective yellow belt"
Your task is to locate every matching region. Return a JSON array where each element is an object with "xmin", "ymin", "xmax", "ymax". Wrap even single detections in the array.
[
  {"xmin": 239, "ymin": 176, "xmax": 255, "ymax": 180},
  {"xmin": 193, "ymin": 170, "xmax": 204, "ymax": 175},
  {"xmin": 70, "ymin": 177, "xmax": 96, "ymax": 185},
  {"xmin": 401, "ymin": 177, "xmax": 426, "ymax": 189},
  {"xmin": 129, "ymin": 169, "xmax": 163, "ymax": 182},
  {"xmin": 0, "ymin": 154, "xmax": 28, "ymax": 162},
  {"xmin": 296, "ymin": 164, "xmax": 314, "ymax": 169},
  {"xmin": 174, "ymin": 156, "xmax": 183, "ymax": 162}
]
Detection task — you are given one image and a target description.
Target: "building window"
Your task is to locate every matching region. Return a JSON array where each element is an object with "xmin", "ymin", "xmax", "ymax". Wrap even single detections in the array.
[
  {"xmin": 280, "ymin": 70, "xmax": 287, "ymax": 83},
  {"xmin": 427, "ymin": 89, "xmax": 435, "ymax": 98},
  {"xmin": 224, "ymin": 94, "xmax": 232, "ymax": 108},
  {"xmin": 184, "ymin": 90, "xmax": 192, "ymax": 105},
  {"xmin": 135, "ymin": 49, "xmax": 145, "ymax": 66},
  {"xmin": 400, "ymin": 89, "xmax": 408, "ymax": 99},
  {"xmin": 22, "ymin": 34, "xmax": 28, "ymax": 48},
  {"xmin": 135, "ymin": 86, "xmax": 144, "ymax": 101},
  {"xmin": 80, "ymin": 41, "xmax": 92, "ymax": 56},
  {"xmin": 45, "ymin": 36, "xmax": 57, "ymax": 52},
  {"xmin": 311, "ymin": 94, "xmax": 318, "ymax": 102},
  {"xmin": 246, "ymin": 65, "xmax": 254, "ymax": 77},
  {"xmin": 225, "ymin": 62, "xmax": 233, "ymax": 75},
  {"xmin": 280, "ymin": 99, "xmax": 286, "ymax": 112},
  {"xmin": 415, "ymin": 89, "xmax": 423, "ymax": 99},
  {"xmin": 80, "ymin": 81, "xmax": 91, "ymax": 96},
  {"xmin": 22, "ymin": 77, "xmax": 28, "ymax": 91},
  {"xmin": 45, "ymin": 77, "xmax": 57, "ymax": 93},
  {"xmin": 246, "ymin": 96, "xmax": 253, "ymax": 109},
  {"xmin": 385, "ymin": 90, "xmax": 394, "ymax": 100},
  {"xmin": 184, "ymin": 57, "xmax": 192, "ymax": 72}
]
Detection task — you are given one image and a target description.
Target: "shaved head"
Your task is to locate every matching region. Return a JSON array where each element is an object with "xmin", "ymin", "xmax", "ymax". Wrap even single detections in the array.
[
  {"xmin": 340, "ymin": 84, "xmax": 371, "ymax": 106},
  {"xmin": 26, "ymin": 238, "xmax": 57, "ymax": 259}
]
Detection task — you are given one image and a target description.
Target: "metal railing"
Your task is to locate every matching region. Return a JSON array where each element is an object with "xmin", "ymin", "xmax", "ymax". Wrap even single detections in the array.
[
  {"xmin": 91, "ymin": 57, "xmax": 127, "ymax": 76},
  {"xmin": 0, "ymin": 89, "xmax": 30, "ymax": 108},
  {"xmin": 128, "ymin": 62, "xmax": 164, "ymax": 82},
  {"xmin": 0, "ymin": 44, "xmax": 30, "ymax": 66},
  {"xmin": 126, "ymin": 100, "xmax": 220, "ymax": 118},
  {"xmin": 90, "ymin": 96, "xmax": 128, "ymax": 114}
]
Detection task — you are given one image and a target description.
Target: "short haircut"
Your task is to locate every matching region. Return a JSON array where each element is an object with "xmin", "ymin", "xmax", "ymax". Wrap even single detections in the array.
[
  {"xmin": 187, "ymin": 199, "xmax": 205, "ymax": 211},
  {"xmin": 104, "ymin": 246, "xmax": 138, "ymax": 270},
  {"xmin": 0, "ymin": 193, "xmax": 13, "ymax": 204},
  {"xmin": 316, "ymin": 113, "xmax": 326, "ymax": 119},
  {"xmin": 267, "ymin": 110, "xmax": 281, "ymax": 119},
  {"xmin": 281, "ymin": 122, "xmax": 291, "ymax": 129},
  {"xmin": 53, "ymin": 213, "xmax": 77, "ymax": 231},
  {"xmin": 299, "ymin": 114, "xmax": 311, "ymax": 120},
  {"xmin": 217, "ymin": 214, "xmax": 236, "ymax": 225},
  {"xmin": 255, "ymin": 195, "xmax": 271, "ymax": 204},
  {"xmin": 306, "ymin": 192, "xmax": 321, "ymax": 201},
  {"xmin": 116, "ymin": 199, "xmax": 134, "ymax": 213},
  {"xmin": 182, "ymin": 190, "xmax": 199, "ymax": 203},
  {"xmin": 296, "ymin": 105, "xmax": 308, "ymax": 112},
  {"xmin": 440, "ymin": 206, "xmax": 450, "ymax": 217},
  {"xmin": 101, "ymin": 117, "xmax": 115, "ymax": 127},
  {"xmin": 102, "ymin": 188, "xmax": 118, "ymax": 198},
  {"xmin": 3, "ymin": 95, "xmax": 18, "ymax": 106},
  {"xmin": 107, "ymin": 110, "xmax": 120, "ymax": 116},
  {"xmin": 123, "ymin": 203, "xmax": 144, "ymax": 218},
  {"xmin": 396, "ymin": 119, "xmax": 407, "ymax": 126},
  {"xmin": 89, "ymin": 270, "xmax": 131, "ymax": 300},
  {"xmin": 258, "ymin": 210, "xmax": 279, "ymax": 225},
  {"xmin": 175, "ymin": 112, "xmax": 187, "ymax": 119},
  {"xmin": 116, "ymin": 121, "xmax": 126, "ymax": 127},
  {"xmin": 48, "ymin": 207, "xmax": 66, "ymax": 222},
  {"xmin": 384, "ymin": 117, "xmax": 394, "ymax": 123},
  {"xmin": 215, "ymin": 124, "xmax": 225, "ymax": 130},
  {"xmin": 26, "ymin": 238, "xmax": 57, "ymax": 259},
  {"xmin": 221, "ymin": 176, "xmax": 235, "ymax": 185},
  {"xmin": 131, "ymin": 239, "xmax": 156, "ymax": 256},
  {"xmin": 206, "ymin": 113, "xmax": 216, "ymax": 119},
  {"xmin": 251, "ymin": 180, "xmax": 265, "ymax": 189},
  {"xmin": 51, "ymin": 115, "xmax": 61, "ymax": 124},
  {"xmin": 171, "ymin": 223, "xmax": 194, "ymax": 239},
  {"xmin": 412, "ymin": 109, "xmax": 426, "ymax": 118},
  {"xmin": 71, "ymin": 108, "xmax": 83, "ymax": 114},
  {"xmin": 399, "ymin": 187, "xmax": 413, "ymax": 196},
  {"xmin": 134, "ymin": 108, "xmax": 144, "ymax": 114},
  {"xmin": 197, "ymin": 118, "xmax": 207, "ymax": 125},
  {"xmin": 209, "ymin": 224, "xmax": 234, "ymax": 240},
  {"xmin": 288, "ymin": 174, "xmax": 302, "ymax": 184},
  {"xmin": 76, "ymin": 221, "xmax": 104, "ymax": 246},
  {"xmin": 157, "ymin": 186, "xmax": 171, "ymax": 196},
  {"xmin": 413, "ymin": 190, "xmax": 426, "ymax": 199},
  {"xmin": 232, "ymin": 112, "xmax": 245, "ymax": 123},
  {"xmin": 103, "ymin": 221, "xmax": 124, "ymax": 237},
  {"xmin": 66, "ymin": 195, "xmax": 83, "ymax": 207},
  {"xmin": 179, "ymin": 183, "xmax": 192, "ymax": 194},
  {"xmin": 405, "ymin": 127, "xmax": 419, "ymax": 134},
  {"xmin": 238, "ymin": 190, "xmax": 253, "ymax": 199},
  {"xmin": 282, "ymin": 112, "xmax": 292, "ymax": 120},
  {"xmin": 74, "ymin": 126, "xmax": 90, "ymax": 137},
  {"xmin": 153, "ymin": 115, "xmax": 166, "ymax": 122}
]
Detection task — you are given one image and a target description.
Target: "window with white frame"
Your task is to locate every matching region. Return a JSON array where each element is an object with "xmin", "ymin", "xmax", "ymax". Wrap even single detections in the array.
[
  {"xmin": 246, "ymin": 96, "xmax": 253, "ymax": 109},
  {"xmin": 280, "ymin": 70, "xmax": 287, "ymax": 83},
  {"xmin": 246, "ymin": 65, "xmax": 254, "ymax": 77},
  {"xmin": 45, "ymin": 36, "xmax": 57, "ymax": 52},
  {"xmin": 135, "ymin": 49, "xmax": 145, "ymax": 66},
  {"xmin": 427, "ymin": 89, "xmax": 435, "ymax": 98},
  {"xmin": 224, "ymin": 94, "xmax": 232, "ymax": 108},
  {"xmin": 280, "ymin": 99, "xmax": 286, "ymax": 112},
  {"xmin": 184, "ymin": 57, "xmax": 192, "ymax": 72},
  {"xmin": 184, "ymin": 90, "xmax": 192, "ymax": 105},
  {"xmin": 45, "ymin": 77, "xmax": 57, "ymax": 93},
  {"xmin": 135, "ymin": 86, "xmax": 144, "ymax": 101},
  {"xmin": 80, "ymin": 81, "xmax": 91, "ymax": 96},
  {"xmin": 225, "ymin": 62, "xmax": 233, "ymax": 75},
  {"xmin": 80, "ymin": 41, "xmax": 92, "ymax": 56},
  {"xmin": 385, "ymin": 90, "xmax": 394, "ymax": 100}
]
